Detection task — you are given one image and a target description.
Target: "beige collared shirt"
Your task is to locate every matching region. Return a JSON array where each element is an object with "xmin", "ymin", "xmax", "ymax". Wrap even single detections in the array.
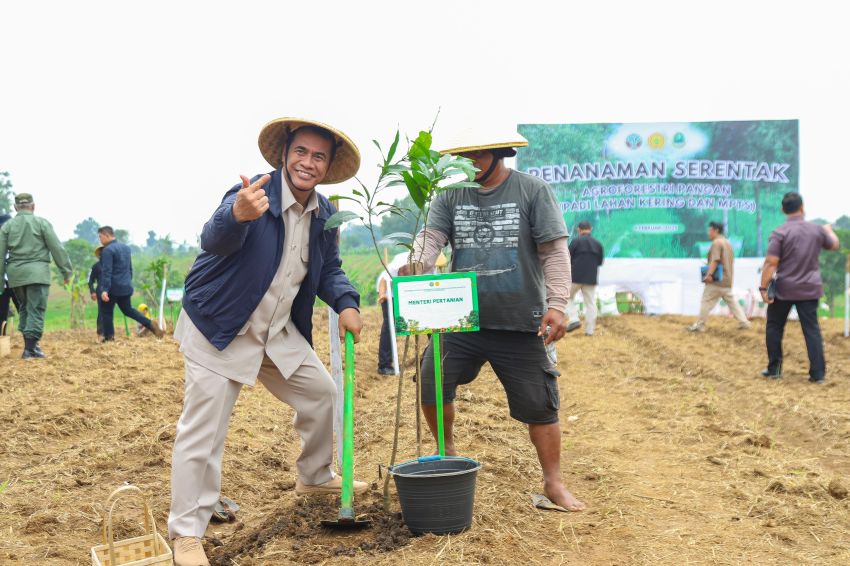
[{"xmin": 174, "ymin": 185, "xmax": 319, "ymax": 385}]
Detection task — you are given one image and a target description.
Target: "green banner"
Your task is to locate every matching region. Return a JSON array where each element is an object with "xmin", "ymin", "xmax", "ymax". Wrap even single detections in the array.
[{"xmin": 517, "ymin": 120, "xmax": 799, "ymax": 258}]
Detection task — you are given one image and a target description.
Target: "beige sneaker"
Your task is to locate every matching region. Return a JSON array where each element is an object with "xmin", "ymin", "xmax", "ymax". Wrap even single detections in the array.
[
  {"xmin": 173, "ymin": 537, "xmax": 209, "ymax": 566},
  {"xmin": 738, "ymin": 321, "xmax": 752, "ymax": 330},
  {"xmin": 150, "ymin": 319, "xmax": 165, "ymax": 338},
  {"xmin": 686, "ymin": 323, "xmax": 705, "ymax": 333},
  {"xmin": 295, "ymin": 475, "xmax": 369, "ymax": 496}
]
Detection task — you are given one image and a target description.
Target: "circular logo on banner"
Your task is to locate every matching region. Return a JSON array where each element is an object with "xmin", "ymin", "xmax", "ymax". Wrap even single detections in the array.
[
  {"xmin": 648, "ymin": 132, "xmax": 665, "ymax": 149},
  {"xmin": 625, "ymin": 133, "xmax": 642, "ymax": 149},
  {"xmin": 672, "ymin": 132, "xmax": 686, "ymax": 148}
]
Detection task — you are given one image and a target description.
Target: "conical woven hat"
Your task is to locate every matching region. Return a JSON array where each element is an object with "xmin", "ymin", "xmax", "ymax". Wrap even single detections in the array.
[
  {"xmin": 258, "ymin": 117, "xmax": 360, "ymax": 184},
  {"xmin": 437, "ymin": 125, "xmax": 528, "ymax": 155}
]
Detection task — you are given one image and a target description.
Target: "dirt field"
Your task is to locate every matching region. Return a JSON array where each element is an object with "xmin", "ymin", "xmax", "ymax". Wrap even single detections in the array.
[{"xmin": 2, "ymin": 308, "xmax": 850, "ymax": 565}]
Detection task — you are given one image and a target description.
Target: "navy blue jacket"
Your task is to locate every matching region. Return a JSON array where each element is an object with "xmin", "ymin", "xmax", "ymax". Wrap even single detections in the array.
[
  {"xmin": 182, "ymin": 170, "xmax": 359, "ymax": 351},
  {"xmin": 100, "ymin": 240, "xmax": 135, "ymax": 296}
]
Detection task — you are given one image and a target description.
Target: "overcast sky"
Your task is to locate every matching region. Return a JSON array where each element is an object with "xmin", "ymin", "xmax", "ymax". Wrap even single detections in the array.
[{"xmin": 2, "ymin": 1, "xmax": 848, "ymax": 245}]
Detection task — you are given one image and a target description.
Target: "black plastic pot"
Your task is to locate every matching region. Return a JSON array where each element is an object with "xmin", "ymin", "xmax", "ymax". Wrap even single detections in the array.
[{"xmin": 390, "ymin": 456, "xmax": 482, "ymax": 535}]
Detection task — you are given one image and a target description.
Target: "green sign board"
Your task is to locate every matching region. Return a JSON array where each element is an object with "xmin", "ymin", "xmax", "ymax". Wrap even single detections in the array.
[
  {"xmin": 392, "ymin": 272, "xmax": 479, "ymax": 336},
  {"xmin": 517, "ymin": 120, "xmax": 799, "ymax": 258}
]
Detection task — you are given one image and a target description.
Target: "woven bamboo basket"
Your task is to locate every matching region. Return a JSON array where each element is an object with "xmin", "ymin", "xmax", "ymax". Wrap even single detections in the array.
[{"xmin": 91, "ymin": 485, "xmax": 173, "ymax": 566}]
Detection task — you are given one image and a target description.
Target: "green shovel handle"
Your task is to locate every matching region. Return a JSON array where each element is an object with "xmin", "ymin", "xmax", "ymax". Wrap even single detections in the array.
[{"xmin": 340, "ymin": 330, "xmax": 355, "ymax": 514}]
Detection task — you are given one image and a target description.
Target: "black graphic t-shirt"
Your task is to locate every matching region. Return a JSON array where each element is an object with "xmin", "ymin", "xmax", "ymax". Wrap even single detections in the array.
[{"xmin": 427, "ymin": 170, "xmax": 568, "ymax": 332}]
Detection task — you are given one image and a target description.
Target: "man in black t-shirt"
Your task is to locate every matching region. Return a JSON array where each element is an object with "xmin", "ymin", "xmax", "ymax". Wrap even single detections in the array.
[{"xmin": 567, "ymin": 221, "xmax": 604, "ymax": 335}]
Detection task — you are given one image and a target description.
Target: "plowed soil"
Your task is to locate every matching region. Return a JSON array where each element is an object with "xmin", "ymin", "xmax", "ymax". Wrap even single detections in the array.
[{"xmin": 2, "ymin": 308, "xmax": 850, "ymax": 565}]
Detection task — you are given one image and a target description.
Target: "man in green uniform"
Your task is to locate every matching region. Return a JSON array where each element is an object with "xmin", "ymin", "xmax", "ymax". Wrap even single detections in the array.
[{"xmin": 0, "ymin": 193, "xmax": 72, "ymax": 358}]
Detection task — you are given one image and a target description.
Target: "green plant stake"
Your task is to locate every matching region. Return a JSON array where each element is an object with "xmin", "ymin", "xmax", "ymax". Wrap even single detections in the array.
[
  {"xmin": 123, "ymin": 315, "xmax": 130, "ymax": 337},
  {"xmin": 432, "ymin": 333, "xmax": 445, "ymax": 456},
  {"xmin": 321, "ymin": 330, "xmax": 370, "ymax": 529}
]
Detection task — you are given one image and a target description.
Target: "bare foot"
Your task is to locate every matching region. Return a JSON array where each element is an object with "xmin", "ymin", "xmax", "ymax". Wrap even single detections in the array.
[{"xmin": 544, "ymin": 480, "xmax": 585, "ymax": 512}]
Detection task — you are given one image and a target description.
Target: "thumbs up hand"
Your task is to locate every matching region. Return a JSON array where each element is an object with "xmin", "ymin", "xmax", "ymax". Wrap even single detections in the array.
[{"xmin": 232, "ymin": 174, "xmax": 271, "ymax": 223}]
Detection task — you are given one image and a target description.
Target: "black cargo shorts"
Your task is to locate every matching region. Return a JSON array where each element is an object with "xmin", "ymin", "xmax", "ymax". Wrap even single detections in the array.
[{"xmin": 420, "ymin": 329, "xmax": 561, "ymax": 424}]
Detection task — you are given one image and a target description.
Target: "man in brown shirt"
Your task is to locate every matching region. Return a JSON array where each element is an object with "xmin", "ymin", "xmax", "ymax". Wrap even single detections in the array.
[
  {"xmin": 687, "ymin": 221, "xmax": 750, "ymax": 332},
  {"xmin": 759, "ymin": 192, "xmax": 839, "ymax": 382}
]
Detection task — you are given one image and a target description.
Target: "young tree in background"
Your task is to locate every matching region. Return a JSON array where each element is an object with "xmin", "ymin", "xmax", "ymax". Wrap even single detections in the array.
[
  {"xmin": 0, "ymin": 171, "xmax": 13, "ymax": 215},
  {"xmin": 834, "ymin": 215, "xmax": 850, "ymax": 231},
  {"xmin": 73, "ymin": 217, "xmax": 101, "ymax": 246},
  {"xmin": 819, "ymin": 228, "xmax": 850, "ymax": 315}
]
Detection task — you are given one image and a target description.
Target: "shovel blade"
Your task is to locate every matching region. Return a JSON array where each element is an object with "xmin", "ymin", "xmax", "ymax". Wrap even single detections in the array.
[{"xmin": 320, "ymin": 517, "xmax": 371, "ymax": 530}]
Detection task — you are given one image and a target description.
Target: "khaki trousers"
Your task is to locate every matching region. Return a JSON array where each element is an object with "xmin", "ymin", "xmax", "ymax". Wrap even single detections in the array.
[
  {"xmin": 168, "ymin": 352, "xmax": 336, "ymax": 539},
  {"xmin": 697, "ymin": 284, "xmax": 748, "ymax": 325},
  {"xmin": 566, "ymin": 283, "xmax": 598, "ymax": 333}
]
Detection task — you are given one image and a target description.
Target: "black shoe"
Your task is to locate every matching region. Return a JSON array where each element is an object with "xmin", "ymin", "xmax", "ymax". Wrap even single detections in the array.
[
  {"xmin": 566, "ymin": 321, "xmax": 582, "ymax": 333},
  {"xmin": 808, "ymin": 377, "xmax": 826, "ymax": 385},
  {"xmin": 33, "ymin": 343, "xmax": 44, "ymax": 356},
  {"xmin": 761, "ymin": 369, "xmax": 782, "ymax": 379},
  {"xmin": 21, "ymin": 349, "xmax": 45, "ymax": 359},
  {"xmin": 377, "ymin": 367, "xmax": 395, "ymax": 376}
]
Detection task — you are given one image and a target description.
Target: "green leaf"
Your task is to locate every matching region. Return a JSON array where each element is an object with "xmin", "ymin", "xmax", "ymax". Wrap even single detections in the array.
[
  {"xmin": 352, "ymin": 189, "xmax": 364, "ymax": 198},
  {"xmin": 378, "ymin": 240, "xmax": 414, "ymax": 251},
  {"xmin": 328, "ymin": 195, "xmax": 360, "ymax": 204},
  {"xmin": 402, "ymin": 171, "xmax": 426, "ymax": 210},
  {"xmin": 355, "ymin": 177, "xmax": 371, "ymax": 200},
  {"xmin": 373, "ymin": 139, "xmax": 385, "ymax": 162},
  {"xmin": 386, "ymin": 130, "xmax": 401, "ymax": 163},
  {"xmin": 409, "ymin": 130, "xmax": 433, "ymax": 161},
  {"xmin": 384, "ymin": 164, "xmax": 409, "ymax": 175},
  {"xmin": 383, "ymin": 232, "xmax": 414, "ymax": 241},
  {"xmin": 435, "ymin": 153, "xmax": 452, "ymax": 176},
  {"xmin": 324, "ymin": 210, "xmax": 361, "ymax": 230},
  {"xmin": 411, "ymin": 167, "xmax": 431, "ymax": 186}
]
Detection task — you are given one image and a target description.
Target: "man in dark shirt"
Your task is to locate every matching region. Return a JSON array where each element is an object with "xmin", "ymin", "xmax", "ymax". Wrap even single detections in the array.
[
  {"xmin": 567, "ymin": 221, "xmax": 604, "ymax": 336},
  {"xmin": 97, "ymin": 226, "xmax": 163, "ymax": 341},
  {"xmin": 759, "ymin": 192, "xmax": 839, "ymax": 383}
]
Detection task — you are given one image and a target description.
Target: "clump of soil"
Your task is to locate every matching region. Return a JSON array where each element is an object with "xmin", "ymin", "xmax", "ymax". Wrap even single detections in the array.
[
  {"xmin": 207, "ymin": 494, "xmax": 410, "ymax": 565},
  {"xmin": 746, "ymin": 434, "xmax": 774, "ymax": 448},
  {"xmin": 828, "ymin": 479, "xmax": 848, "ymax": 500}
]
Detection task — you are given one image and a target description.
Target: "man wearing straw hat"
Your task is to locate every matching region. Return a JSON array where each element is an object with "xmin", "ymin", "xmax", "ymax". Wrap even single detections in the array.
[
  {"xmin": 0, "ymin": 193, "xmax": 73, "ymax": 359},
  {"xmin": 169, "ymin": 117, "xmax": 366, "ymax": 565},
  {"xmin": 400, "ymin": 126, "xmax": 585, "ymax": 512}
]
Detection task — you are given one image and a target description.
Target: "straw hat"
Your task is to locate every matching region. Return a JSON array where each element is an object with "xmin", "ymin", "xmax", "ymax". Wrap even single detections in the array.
[
  {"xmin": 258, "ymin": 117, "xmax": 360, "ymax": 184},
  {"xmin": 438, "ymin": 125, "xmax": 528, "ymax": 156}
]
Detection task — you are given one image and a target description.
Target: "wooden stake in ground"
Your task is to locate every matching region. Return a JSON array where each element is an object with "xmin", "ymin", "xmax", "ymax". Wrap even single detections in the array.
[
  {"xmin": 383, "ymin": 334, "xmax": 411, "ymax": 512},
  {"xmin": 328, "ymin": 306, "xmax": 343, "ymax": 465}
]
